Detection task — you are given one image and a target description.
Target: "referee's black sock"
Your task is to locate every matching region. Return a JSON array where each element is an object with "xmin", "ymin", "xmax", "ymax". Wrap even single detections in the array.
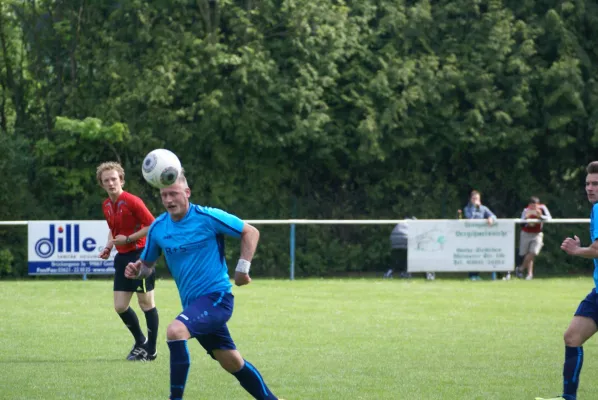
[
  {"xmin": 144, "ymin": 307, "xmax": 159, "ymax": 354},
  {"xmin": 118, "ymin": 307, "xmax": 146, "ymax": 345}
]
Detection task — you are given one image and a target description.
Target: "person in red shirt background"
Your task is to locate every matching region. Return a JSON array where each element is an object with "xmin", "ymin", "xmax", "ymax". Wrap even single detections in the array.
[
  {"xmin": 96, "ymin": 161, "xmax": 159, "ymax": 361},
  {"xmin": 517, "ymin": 196, "xmax": 552, "ymax": 280}
]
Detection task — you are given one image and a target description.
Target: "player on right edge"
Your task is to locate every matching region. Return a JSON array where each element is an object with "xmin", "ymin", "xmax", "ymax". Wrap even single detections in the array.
[{"xmin": 536, "ymin": 161, "xmax": 598, "ymax": 400}]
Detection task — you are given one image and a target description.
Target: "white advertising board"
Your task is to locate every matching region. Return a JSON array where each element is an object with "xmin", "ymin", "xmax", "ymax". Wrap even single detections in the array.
[
  {"xmin": 407, "ymin": 219, "xmax": 515, "ymax": 272},
  {"xmin": 28, "ymin": 221, "xmax": 115, "ymax": 275}
]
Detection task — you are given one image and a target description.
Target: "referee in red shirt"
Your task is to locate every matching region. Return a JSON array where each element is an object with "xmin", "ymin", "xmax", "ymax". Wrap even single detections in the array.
[{"xmin": 96, "ymin": 161, "xmax": 159, "ymax": 361}]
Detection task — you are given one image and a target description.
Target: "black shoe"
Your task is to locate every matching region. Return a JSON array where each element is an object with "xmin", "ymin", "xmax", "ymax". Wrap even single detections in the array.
[
  {"xmin": 145, "ymin": 351, "xmax": 157, "ymax": 361},
  {"xmin": 126, "ymin": 340, "xmax": 149, "ymax": 361}
]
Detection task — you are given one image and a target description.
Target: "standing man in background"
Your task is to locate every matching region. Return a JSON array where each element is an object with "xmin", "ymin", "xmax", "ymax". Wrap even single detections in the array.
[
  {"xmin": 463, "ymin": 190, "xmax": 496, "ymax": 280},
  {"xmin": 97, "ymin": 161, "xmax": 159, "ymax": 361},
  {"xmin": 517, "ymin": 196, "xmax": 552, "ymax": 280}
]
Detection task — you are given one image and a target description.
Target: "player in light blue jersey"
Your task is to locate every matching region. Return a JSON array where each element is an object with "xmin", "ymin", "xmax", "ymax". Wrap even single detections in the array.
[
  {"xmin": 125, "ymin": 171, "xmax": 284, "ymax": 400},
  {"xmin": 536, "ymin": 161, "xmax": 598, "ymax": 400}
]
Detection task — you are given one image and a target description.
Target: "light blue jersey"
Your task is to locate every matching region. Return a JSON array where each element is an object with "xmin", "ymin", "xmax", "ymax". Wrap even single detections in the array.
[
  {"xmin": 141, "ymin": 203, "xmax": 244, "ymax": 307},
  {"xmin": 591, "ymin": 203, "xmax": 598, "ymax": 289}
]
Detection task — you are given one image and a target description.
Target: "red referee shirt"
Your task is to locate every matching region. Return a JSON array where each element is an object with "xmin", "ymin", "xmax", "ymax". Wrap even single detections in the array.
[{"xmin": 102, "ymin": 191, "xmax": 155, "ymax": 254}]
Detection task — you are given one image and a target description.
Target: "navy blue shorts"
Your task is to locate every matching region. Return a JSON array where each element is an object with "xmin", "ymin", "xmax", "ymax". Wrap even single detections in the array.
[
  {"xmin": 574, "ymin": 288, "xmax": 598, "ymax": 326},
  {"xmin": 176, "ymin": 292, "xmax": 236, "ymax": 359}
]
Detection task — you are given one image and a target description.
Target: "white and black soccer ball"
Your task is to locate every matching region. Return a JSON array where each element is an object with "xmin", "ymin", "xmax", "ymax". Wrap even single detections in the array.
[{"xmin": 141, "ymin": 149, "xmax": 182, "ymax": 189}]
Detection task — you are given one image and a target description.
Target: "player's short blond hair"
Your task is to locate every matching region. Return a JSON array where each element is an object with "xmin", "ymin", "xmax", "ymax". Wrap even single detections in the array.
[
  {"xmin": 175, "ymin": 168, "xmax": 189, "ymax": 189},
  {"xmin": 96, "ymin": 162, "xmax": 125, "ymax": 186}
]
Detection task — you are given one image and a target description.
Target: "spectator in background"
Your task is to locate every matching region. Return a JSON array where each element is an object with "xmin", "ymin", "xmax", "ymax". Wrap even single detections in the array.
[
  {"xmin": 463, "ymin": 190, "xmax": 496, "ymax": 281},
  {"xmin": 516, "ymin": 196, "xmax": 551, "ymax": 280},
  {"xmin": 385, "ymin": 217, "xmax": 416, "ymax": 279}
]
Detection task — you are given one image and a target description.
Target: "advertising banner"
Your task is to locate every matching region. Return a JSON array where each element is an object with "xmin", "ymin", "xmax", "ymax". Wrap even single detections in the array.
[
  {"xmin": 407, "ymin": 219, "xmax": 515, "ymax": 272},
  {"xmin": 28, "ymin": 221, "xmax": 115, "ymax": 275}
]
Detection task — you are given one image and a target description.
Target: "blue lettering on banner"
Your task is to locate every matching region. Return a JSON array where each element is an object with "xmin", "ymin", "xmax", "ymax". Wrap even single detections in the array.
[
  {"xmin": 29, "ymin": 222, "xmax": 109, "ymax": 275},
  {"xmin": 34, "ymin": 224, "xmax": 97, "ymax": 259}
]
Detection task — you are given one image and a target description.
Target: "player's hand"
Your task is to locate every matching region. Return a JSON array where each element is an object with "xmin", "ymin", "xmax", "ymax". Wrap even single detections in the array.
[
  {"xmin": 113, "ymin": 235, "xmax": 128, "ymax": 246},
  {"xmin": 125, "ymin": 260, "xmax": 142, "ymax": 279},
  {"xmin": 234, "ymin": 271, "xmax": 252, "ymax": 286},
  {"xmin": 525, "ymin": 211, "xmax": 540, "ymax": 226},
  {"xmin": 561, "ymin": 235, "xmax": 581, "ymax": 255},
  {"xmin": 526, "ymin": 211, "xmax": 540, "ymax": 219},
  {"xmin": 98, "ymin": 246, "xmax": 112, "ymax": 260},
  {"xmin": 486, "ymin": 217, "xmax": 494, "ymax": 226}
]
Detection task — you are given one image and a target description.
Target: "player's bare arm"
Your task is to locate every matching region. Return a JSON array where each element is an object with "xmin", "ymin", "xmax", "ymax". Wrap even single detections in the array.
[
  {"xmin": 113, "ymin": 226, "xmax": 150, "ymax": 246},
  {"xmin": 561, "ymin": 236, "xmax": 598, "ymax": 258},
  {"xmin": 99, "ymin": 231, "xmax": 114, "ymax": 259},
  {"xmin": 125, "ymin": 259, "xmax": 157, "ymax": 280},
  {"xmin": 234, "ymin": 223, "xmax": 260, "ymax": 286}
]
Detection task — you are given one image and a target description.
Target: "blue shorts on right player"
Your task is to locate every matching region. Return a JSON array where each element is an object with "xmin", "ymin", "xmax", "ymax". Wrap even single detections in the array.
[{"xmin": 125, "ymin": 172, "xmax": 285, "ymax": 400}]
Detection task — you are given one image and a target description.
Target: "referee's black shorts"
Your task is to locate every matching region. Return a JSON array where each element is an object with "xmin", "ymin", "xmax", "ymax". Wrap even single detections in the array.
[{"xmin": 113, "ymin": 248, "xmax": 155, "ymax": 293}]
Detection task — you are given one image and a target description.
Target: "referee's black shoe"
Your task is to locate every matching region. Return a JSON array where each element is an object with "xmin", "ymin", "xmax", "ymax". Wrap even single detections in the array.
[{"xmin": 126, "ymin": 340, "xmax": 149, "ymax": 361}]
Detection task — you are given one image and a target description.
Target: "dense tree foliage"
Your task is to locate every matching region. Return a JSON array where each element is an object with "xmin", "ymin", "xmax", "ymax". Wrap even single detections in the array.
[{"xmin": 1, "ymin": 0, "xmax": 597, "ymax": 277}]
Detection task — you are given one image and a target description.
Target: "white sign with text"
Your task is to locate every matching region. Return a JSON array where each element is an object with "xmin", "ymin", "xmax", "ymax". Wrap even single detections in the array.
[
  {"xmin": 28, "ymin": 221, "xmax": 115, "ymax": 275},
  {"xmin": 407, "ymin": 219, "xmax": 515, "ymax": 272}
]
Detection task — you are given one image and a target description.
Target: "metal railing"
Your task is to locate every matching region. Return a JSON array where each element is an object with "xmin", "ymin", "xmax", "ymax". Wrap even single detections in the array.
[{"xmin": 0, "ymin": 218, "xmax": 591, "ymax": 280}]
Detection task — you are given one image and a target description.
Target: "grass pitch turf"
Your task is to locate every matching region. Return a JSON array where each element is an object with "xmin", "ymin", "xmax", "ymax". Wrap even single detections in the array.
[{"xmin": 0, "ymin": 277, "xmax": 596, "ymax": 399}]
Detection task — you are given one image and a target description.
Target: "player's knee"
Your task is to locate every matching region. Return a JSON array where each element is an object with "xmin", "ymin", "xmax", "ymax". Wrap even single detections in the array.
[
  {"xmin": 564, "ymin": 330, "xmax": 583, "ymax": 347},
  {"xmin": 137, "ymin": 297, "xmax": 155, "ymax": 312},
  {"xmin": 166, "ymin": 321, "xmax": 189, "ymax": 340},
  {"xmin": 114, "ymin": 304, "xmax": 129, "ymax": 314}
]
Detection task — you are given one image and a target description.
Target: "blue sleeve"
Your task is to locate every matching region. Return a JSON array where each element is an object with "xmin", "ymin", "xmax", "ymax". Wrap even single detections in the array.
[
  {"xmin": 483, "ymin": 206, "xmax": 496, "ymax": 219},
  {"xmin": 203, "ymin": 206, "xmax": 244, "ymax": 238},
  {"xmin": 592, "ymin": 204, "xmax": 598, "ymax": 240},
  {"xmin": 140, "ymin": 221, "xmax": 161, "ymax": 263}
]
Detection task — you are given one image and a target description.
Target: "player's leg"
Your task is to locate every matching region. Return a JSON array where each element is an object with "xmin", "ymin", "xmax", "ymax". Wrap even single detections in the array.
[
  {"xmin": 166, "ymin": 291, "xmax": 235, "ymax": 399},
  {"xmin": 397, "ymin": 248, "xmax": 410, "ymax": 278},
  {"xmin": 522, "ymin": 253, "xmax": 535, "ymax": 279},
  {"xmin": 212, "ymin": 348, "xmax": 281, "ymax": 400},
  {"xmin": 518, "ymin": 233, "xmax": 531, "ymax": 277},
  {"xmin": 166, "ymin": 320, "xmax": 192, "ymax": 400},
  {"xmin": 135, "ymin": 266, "xmax": 159, "ymax": 360},
  {"xmin": 196, "ymin": 326, "xmax": 282, "ymax": 400},
  {"xmin": 538, "ymin": 290, "xmax": 598, "ymax": 400},
  {"xmin": 192, "ymin": 293, "xmax": 281, "ymax": 400},
  {"xmin": 113, "ymin": 252, "xmax": 147, "ymax": 359},
  {"xmin": 114, "ymin": 290, "xmax": 148, "ymax": 359},
  {"xmin": 559, "ymin": 316, "xmax": 596, "ymax": 399},
  {"xmin": 526, "ymin": 233, "xmax": 544, "ymax": 279}
]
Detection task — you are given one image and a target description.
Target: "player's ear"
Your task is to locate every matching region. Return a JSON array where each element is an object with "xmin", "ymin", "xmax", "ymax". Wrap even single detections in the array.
[{"xmin": 185, "ymin": 187, "xmax": 190, "ymax": 198}]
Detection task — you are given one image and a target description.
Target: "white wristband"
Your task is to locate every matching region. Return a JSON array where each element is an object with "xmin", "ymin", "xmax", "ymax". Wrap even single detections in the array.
[{"xmin": 235, "ymin": 259, "xmax": 251, "ymax": 274}]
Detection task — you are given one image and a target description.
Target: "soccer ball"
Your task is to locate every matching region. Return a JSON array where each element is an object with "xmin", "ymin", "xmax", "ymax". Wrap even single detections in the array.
[{"xmin": 141, "ymin": 149, "xmax": 182, "ymax": 189}]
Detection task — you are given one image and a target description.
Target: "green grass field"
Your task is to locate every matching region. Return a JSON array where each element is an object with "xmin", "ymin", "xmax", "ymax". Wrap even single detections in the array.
[{"xmin": 1, "ymin": 277, "xmax": 597, "ymax": 400}]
